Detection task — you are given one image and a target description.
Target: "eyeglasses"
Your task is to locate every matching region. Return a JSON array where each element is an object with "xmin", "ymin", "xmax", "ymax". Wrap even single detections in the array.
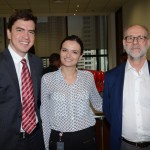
[{"xmin": 124, "ymin": 36, "xmax": 148, "ymax": 43}]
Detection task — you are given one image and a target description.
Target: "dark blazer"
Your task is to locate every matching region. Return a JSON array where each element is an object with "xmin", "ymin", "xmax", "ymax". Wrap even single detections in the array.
[
  {"xmin": 0, "ymin": 49, "xmax": 43, "ymax": 150},
  {"xmin": 43, "ymin": 65, "xmax": 58, "ymax": 75},
  {"xmin": 103, "ymin": 61, "xmax": 150, "ymax": 150}
]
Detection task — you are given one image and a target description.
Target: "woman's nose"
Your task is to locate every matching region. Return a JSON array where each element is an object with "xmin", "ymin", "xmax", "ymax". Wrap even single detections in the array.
[{"xmin": 66, "ymin": 51, "xmax": 71, "ymax": 57}]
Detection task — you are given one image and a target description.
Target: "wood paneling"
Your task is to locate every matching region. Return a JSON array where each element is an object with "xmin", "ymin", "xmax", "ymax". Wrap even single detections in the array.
[{"xmin": 95, "ymin": 117, "xmax": 110, "ymax": 150}]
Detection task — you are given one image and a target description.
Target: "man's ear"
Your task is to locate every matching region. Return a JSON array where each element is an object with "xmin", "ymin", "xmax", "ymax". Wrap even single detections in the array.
[
  {"xmin": 123, "ymin": 39, "xmax": 126, "ymax": 46},
  {"xmin": 7, "ymin": 29, "xmax": 11, "ymax": 40},
  {"xmin": 147, "ymin": 38, "xmax": 150, "ymax": 48}
]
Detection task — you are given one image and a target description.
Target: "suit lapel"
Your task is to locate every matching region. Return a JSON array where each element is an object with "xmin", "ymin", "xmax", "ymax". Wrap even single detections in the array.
[
  {"xmin": 118, "ymin": 64, "xmax": 125, "ymax": 114},
  {"xmin": 3, "ymin": 49, "xmax": 20, "ymax": 93},
  {"xmin": 114, "ymin": 63, "xmax": 126, "ymax": 122},
  {"xmin": 148, "ymin": 61, "xmax": 150, "ymax": 73}
]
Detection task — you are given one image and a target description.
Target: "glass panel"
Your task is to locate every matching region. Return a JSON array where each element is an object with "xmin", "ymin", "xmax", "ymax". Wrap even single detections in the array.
[{"xmin": 97, "ymin": 56, "xmax": 108, "ymax": 72}]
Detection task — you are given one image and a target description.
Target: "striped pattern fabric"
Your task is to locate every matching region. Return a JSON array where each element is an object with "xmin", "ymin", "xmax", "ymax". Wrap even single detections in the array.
[{"xmin": 21, "ymin": 59, "xmax": 36, "ymax": 134}]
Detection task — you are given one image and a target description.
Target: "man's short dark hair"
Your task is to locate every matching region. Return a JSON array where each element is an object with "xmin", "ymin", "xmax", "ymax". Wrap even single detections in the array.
[{"xmin": 7, "ymin": 9, "xmax": 37, "ymax": 31}]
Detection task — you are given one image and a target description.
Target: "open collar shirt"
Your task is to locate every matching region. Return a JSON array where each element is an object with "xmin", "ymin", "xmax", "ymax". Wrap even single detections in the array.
[
  {"xmin": 40, "ymin": 68, "xmax": 102, "ymax": 149},
  {"xmin": 122, "ymin": 60, "xmax": 150, "ymax": 142}
]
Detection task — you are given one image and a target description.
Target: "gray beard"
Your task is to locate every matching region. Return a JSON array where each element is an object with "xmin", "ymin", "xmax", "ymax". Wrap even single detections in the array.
[{"xmin": 125, "ymin": 47, "xmax": 148, "ymax": 61}]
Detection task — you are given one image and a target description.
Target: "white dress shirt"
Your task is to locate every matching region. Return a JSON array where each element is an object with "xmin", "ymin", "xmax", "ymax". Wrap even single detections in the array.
[
  {"xmin": 40, "ymin": 69, "xmax": 103, "ymax": 149},
  {"xmin": 8, "ymin": 45, "xmax": 38, "ymax": 132},
  {"xmin": 122, "ymin": 60, "xmax": 150, "ymax": 142}
]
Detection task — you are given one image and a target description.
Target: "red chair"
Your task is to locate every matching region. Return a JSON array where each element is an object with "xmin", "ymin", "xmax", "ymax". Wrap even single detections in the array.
[
  {"xmin": 85, "ymin": 70, "xmax": 104, "ymax": 93},
  {"xmin": 96, "ymin": 71, "xmax": 104, "ymax": 93}
]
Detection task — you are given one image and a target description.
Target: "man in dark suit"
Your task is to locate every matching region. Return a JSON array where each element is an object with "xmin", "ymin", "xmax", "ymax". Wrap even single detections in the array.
[
  {"xmin": 0, "ymin": 9, "xmax": 45, "ymax": 150},
  {"xmin": 43, "ymin": 53, "xmax": 61, "ymax": 74},
  {"xmin": 103, "ymin": 25, "xmax": 150, "ymax": 150}
]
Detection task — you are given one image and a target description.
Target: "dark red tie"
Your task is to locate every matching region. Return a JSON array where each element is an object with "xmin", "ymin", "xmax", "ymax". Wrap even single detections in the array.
[{"xmin": 21, "ymin": 59, "xmax": 36, "ymax": 134}]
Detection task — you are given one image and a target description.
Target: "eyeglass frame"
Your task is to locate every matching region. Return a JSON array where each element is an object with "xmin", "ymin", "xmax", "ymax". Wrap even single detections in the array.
[{"xmin": 124, "ymin": 35, "xmax": 148, "ymax": 43}]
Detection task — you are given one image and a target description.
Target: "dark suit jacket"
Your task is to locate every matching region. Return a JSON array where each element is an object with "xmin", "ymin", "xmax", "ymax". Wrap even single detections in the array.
[
  {"xmin": 43, "ymin": 65, "xmax": 58, "ymax": 75},
  {"xmin": 0, "ymin": 49, "xmax": 43, "ymax": 150},
  {"xmin": 103, "ymin": 61, "xmax": 150, "ymax": 150}
]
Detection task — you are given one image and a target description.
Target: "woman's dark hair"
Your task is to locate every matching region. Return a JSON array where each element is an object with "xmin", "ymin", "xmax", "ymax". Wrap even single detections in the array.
[
  {"xmin": 7, "ymin": 9, "xmax": 37, "ymax": 31},
  {"xmin": 60, "ymin": 35, "xmax": 84, "ymax": 55}
]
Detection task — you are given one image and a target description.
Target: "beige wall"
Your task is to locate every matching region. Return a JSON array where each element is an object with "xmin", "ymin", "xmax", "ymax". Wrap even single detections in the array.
[
  {"xmin": 122, "ymin": 0, "xmax": 150, "ymax": 59},
  {"xmin": 107, "ymin": 13, "xmax": 117, "ymax": 69},
  {"xmin": 0, "ymin": 18, "xmax": 5, "ymax": 52},
  {"xmin": 35, "ymin": 16, "xmax": 66, "ymax": 57},
  {"xmin": 108, "ymin": 0, "xmax": 150, "ymax": 69}
]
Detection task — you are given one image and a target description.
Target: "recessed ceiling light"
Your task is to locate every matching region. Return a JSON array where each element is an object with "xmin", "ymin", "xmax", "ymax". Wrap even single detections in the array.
[{"xmin": 53, "ymin": 0, "xmax": 64, "ymax": 3}]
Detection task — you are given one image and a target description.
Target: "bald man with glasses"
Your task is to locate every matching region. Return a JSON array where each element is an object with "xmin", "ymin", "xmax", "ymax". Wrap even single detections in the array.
[{"xmin": 103, "ymin": 25, "xmax": 150, "ymax": 150}]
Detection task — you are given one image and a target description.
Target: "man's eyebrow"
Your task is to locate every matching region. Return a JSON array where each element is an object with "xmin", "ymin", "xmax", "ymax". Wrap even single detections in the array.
[
  {"xmin": 16, "ymin": 27, "xmax": 24, "ymax": 29},
  {"xmin": 16, "ymin": 27, "xmax": 35, "ymax": 32}
]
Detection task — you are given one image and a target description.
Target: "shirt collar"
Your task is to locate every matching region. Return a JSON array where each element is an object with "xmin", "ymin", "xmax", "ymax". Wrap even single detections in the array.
[
  {"xmin": 58, "ymin": 67, "xmax": 79, "ymax": 82},
  {"xmin": 125, "ymin": 59, "xmax": 149, "ymax": 75},
  {"xmin": 8, "ymin": 44, "xmax": 29, "ymax": 64},
  {"xmin": 59, "ymin": 67, "xmax": 79, "ymax": 73}
]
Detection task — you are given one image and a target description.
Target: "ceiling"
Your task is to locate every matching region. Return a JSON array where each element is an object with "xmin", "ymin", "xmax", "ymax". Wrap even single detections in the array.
[{"xmin": 0, "ymin": 0, "xmax": 129, "ymax": 17}]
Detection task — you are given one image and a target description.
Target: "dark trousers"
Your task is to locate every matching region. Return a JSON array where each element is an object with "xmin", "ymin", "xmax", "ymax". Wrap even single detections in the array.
[
  {"xmin": 17, "ymin": 126, "xmax": 45, "ymax": 150},
  {"xmin": 49, "ymin": 126, "xmax": 98, "ymax": 150}
]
